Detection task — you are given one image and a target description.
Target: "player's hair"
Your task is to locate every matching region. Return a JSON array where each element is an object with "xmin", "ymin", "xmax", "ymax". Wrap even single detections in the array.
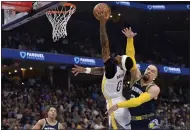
[
  {"xmin": 125, "ymin": 57, "xmax": 133, "ymax": 71},
  {"xmin": 47, "ymin": 106, "xmax": 57, "ymax": 113},
  {"xmin": 120, "ymin": 55, "xmax": 134, "ymax": 71},
  {"xmin": 46, "ymin": 105, "xmax": 60, "ymax": 120}
]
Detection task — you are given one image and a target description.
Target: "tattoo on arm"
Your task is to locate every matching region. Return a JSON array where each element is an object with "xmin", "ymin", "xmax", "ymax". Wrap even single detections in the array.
[
  {"xmin": 100, "ymin": 22, "xmax": 110, "ymax": 62},
  {"xmin": 90, "ymin": 67, "xmax": 104, "ymax": 75}
]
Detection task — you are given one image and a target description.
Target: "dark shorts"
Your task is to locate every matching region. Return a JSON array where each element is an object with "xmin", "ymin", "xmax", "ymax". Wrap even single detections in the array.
[{"xmin": 131, "ymin": 116, "xmax": 160, "ymax": 130}]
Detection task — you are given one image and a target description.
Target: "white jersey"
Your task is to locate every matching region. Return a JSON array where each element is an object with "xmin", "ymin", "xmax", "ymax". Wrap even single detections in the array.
[
  {"xmin": 101, "ymin": 66, "xmax": 131, "ymax": 129},
  {"xmin": 101, "ymin": 66, "xmax": 126, "ymax": 99}
]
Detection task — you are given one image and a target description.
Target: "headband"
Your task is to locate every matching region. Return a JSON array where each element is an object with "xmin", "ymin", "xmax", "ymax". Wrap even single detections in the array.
[{"xmin": 121, "ymin": 55, "xmax": 128, "ymax": 71}]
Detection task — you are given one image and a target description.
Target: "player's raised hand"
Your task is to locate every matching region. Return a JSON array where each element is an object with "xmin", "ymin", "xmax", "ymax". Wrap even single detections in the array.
[
  {"xmin": 95, "ymin": 5, "xmax": 109, "ymax": 23},
  {"xmin": 122, "ymin": 27, "xmax": 137, "ymax": 38},
  {"xmin": 105, "ymin": 104, "xmax": 119, "ymax": 115},
  {"xmin": 72, "ymin": 65, "xmax": 86, "ymax": 76}
]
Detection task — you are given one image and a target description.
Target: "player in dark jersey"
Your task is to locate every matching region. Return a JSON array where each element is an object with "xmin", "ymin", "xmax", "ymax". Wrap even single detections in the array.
[
  {"xmin": 107, "ymin": 64, "xmax": 160, "ymax": 130},
  {"xmin": 32, "ymin": 106, "xmax": 64, "ymax": 130},
  {"xmin": 106, "ymin": 28, "xmax": 160, "ymax": 130}
]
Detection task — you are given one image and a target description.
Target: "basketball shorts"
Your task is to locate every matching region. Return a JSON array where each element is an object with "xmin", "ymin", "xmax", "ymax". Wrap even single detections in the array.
[
  {"xmin": 106, "ymin": 96, "xmax": 131, "ymax": 130},
  {"xmin": 131, "ymin": 116, "xmax": 160, "ymax": 130}
]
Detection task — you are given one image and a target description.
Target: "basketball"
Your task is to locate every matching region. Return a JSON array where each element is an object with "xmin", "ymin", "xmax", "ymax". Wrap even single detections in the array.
[{"xmin": 93, "ymin": 3, "xmax": 111, "ymax": 20}]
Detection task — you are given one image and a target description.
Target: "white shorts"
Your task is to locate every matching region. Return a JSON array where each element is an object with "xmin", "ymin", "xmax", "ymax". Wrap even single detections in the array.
[{"xmin": 106, "ymin": 96, "xmax": 131, "ymax": 130}]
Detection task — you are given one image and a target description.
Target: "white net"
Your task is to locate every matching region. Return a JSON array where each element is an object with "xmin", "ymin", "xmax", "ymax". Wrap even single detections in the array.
[{"xmin": 46, "ymin": 3, "xmax": 76, "ymax": 42}]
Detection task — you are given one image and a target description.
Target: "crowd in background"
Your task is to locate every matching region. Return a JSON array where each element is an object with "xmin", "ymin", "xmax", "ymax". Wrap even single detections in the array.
[
  {"xmin": 1, "ymin": 74, "xmax": 190, "ymax": 130},
  {"xmin": 2, "ymin": 3, "xmax": 190, "ymax": 130},
  {"xmin": 2, "ymin": 29, "xmax": 190, "ymax": 130},
  {"xmin": 2, "ymin": 22, "xmax": 188, "ymax": 68}
]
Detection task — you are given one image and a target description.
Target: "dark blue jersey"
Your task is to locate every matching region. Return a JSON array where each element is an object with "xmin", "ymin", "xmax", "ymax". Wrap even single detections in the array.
[
  {"xmin": 42, "ymin": 118, "xmax": 59, "ymax": 130},
  {"xmin": 129, "ymin": 79, "xmax": 157, "ymax": 116}
]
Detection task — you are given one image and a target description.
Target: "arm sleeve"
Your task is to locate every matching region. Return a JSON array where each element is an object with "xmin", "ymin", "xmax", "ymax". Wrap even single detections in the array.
[
  {"xmin": 117, "ymin": 92, "xmax": 151, "ymax": 108},
  {"xmin": 126, "ymin": 38, "xmax": 137, "ymax": 70},
  {"xmin": 104, "ymin": 57, "xmax": 117, "ymax": 79}
]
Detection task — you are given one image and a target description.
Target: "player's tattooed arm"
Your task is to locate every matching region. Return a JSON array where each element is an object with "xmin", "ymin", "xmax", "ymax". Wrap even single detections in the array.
[
  {"xmin": 94, "ymin": 7, "xmax": 111, "ymax": 63},
  {"xmin": 100, "ymin": 21, "xmax": 110, "ymax": 63},
  {"xmin": 72, "ymin": 65, "xmax": 104, "ymax": 76},
  {"xmin": 91, "ymin": 67, "xmax": 105, "ymax": 75}
]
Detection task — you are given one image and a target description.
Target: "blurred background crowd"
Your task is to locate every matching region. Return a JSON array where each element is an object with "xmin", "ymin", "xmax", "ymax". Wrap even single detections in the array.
[
  {"xmin": 2, "ymin": 74, "xmax": 107, "ymax": 130},
  {"xmin": 2, "ymin": 1, "xmax": 190, "ymax": 130},
  {"xmin": 1, "ymin": 74, "xmax": 190, "ymax": 130}
]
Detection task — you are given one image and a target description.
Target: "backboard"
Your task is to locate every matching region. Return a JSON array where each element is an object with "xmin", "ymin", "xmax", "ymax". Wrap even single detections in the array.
[{"xmin": 2, "ymin": 1, "xmax": 64, "ymax": 31}]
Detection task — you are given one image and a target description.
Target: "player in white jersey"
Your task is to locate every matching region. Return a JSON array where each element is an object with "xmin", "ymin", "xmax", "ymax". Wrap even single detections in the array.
[
  {"xmin": 101, "ymin": 64, "xmax": 132, "ymax": 129},
  {"xmin": 72, "ymin": 52, "xmax": 133, "ymax": 129},
  {"xmin": 72, "ymin": 9, "xmax": 136, "ymax": 129}
]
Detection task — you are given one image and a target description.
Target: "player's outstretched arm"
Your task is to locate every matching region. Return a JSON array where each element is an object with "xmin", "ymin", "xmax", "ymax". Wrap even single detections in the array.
[
  {"xmin": 122, "ymin": 27, "xmax": 141, "ymax": 83},
  {"xmin": 72, "ymin": 65, "xmax": 104, "ymax": 76},
  {"xmin": 96, "ymin": 8, "xmax": 119, "ymax": 79},
  {"xmin": 117, "ymin": 85, "xmax": 160, "ymax": 108},
  {"xmin": 95, "ymin": 8, "xmax": 110, "ymax": 63},
  {"xmin": 106, "ymin": 85, "xmax": 160, "ymax": 114},
  {"xmin": 100, "ymin": 19, "xmax": 110, "ymax": 62}
]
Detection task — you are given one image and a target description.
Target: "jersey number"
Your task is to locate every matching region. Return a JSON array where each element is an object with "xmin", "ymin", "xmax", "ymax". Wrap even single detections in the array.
[{"xmin": 116, "ymin": 80, "xmax": 122, "ymax": 92}]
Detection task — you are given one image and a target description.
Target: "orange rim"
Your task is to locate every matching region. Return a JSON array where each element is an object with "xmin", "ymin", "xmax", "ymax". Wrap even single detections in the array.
[
  {"xmin": 63, "ymin": 3, "xmax": 76, "ymax": 8},
  {"xmin": 46, "ymin": 3, "xmax": 76, "ymax": 14}
]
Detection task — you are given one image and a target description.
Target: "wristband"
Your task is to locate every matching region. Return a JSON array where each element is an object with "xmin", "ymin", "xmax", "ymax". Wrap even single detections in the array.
[{"xmin": 85, "ymin": 68, "xmax": 91, "ymax": 74}]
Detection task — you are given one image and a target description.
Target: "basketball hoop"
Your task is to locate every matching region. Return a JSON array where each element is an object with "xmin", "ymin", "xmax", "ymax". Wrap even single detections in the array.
[{"xmin": 46, "ymin": 3, "xmax": 76, "ymax": 42}]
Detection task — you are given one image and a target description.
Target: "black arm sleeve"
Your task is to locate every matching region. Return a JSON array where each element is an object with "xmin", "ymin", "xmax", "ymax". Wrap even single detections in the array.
[{"xmin": 104, "ymin": 57, "xmax": 117, "ymax": 79}]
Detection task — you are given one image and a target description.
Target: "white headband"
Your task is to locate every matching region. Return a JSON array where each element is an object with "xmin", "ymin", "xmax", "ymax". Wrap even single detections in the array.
[{"xmin": 121, "ymin": 55, "xmax": 128, "ymax": 71}]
